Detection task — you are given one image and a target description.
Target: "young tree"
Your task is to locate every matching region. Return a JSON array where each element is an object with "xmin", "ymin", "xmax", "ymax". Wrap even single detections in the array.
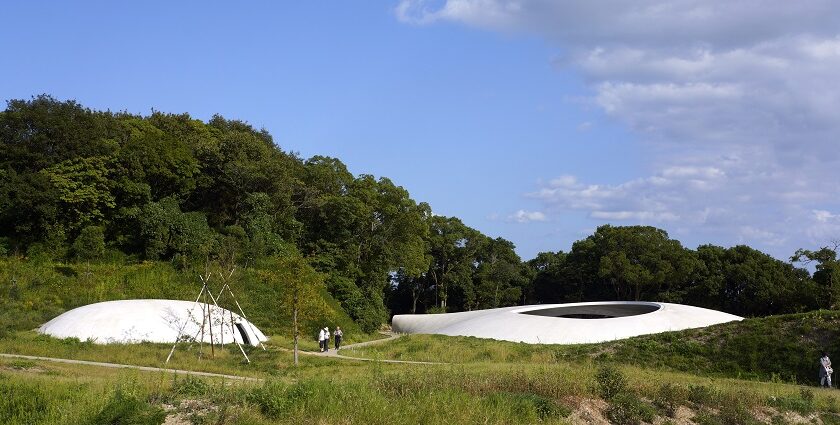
[
  {"xmin": 72, "ymin": 225, "xmax": 106, "ymax": 261},
  {"xmin": 259, "ymin": 252, "xmax": 325, "ymax": 366}
]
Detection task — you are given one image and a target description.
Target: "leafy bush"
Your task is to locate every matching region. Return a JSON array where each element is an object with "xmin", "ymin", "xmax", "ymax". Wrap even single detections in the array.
[
  {"xmin": 595, "ymin": 365, "xmax": 627, "ymax": 400},
  {"xmin": 717, "ymin": 395, "xmax": 755, "ymax": 425},
  {"xmin": 606, "ymin": 392, "xmax": 656, "ymax": 425},
  {"xmin": 0, "ymin": 380, "xmax": 49, "ymax": 424},
  {"xmin": 688, "ymin": 384, "xmax": 720, "ymax": 407},
  {"xmin": 767, "ymin": 387, "xmax": 815, "ymax": 415},
  {"xmin": 247, "ymin": 380, "xmax": 289, "ymax": 419},
  {"xmin": 72, "ymin": 226, "xmax": 106, "ymax": 261},
  {"xmin": 694, "ymin": 411, "xmax": 724, "ymax": 425},
  {"xmin": 485, "ymin": 392, "xmax": 570, "ymax": 421},
  {"xmin": 171, "ymin": 375, "xmax": 210, "ymax": 397},
  {"xmin": 247, "ymin": 380, "xmax": 319, "ymax": 419},
  {"xmin": 822, "ymin": 413, "xmax": 840, "ymax": 425},
  {"xmin": 826, "ymin": 396, "xmax": 839, "ymax": 413},
  {"xmin": 653, "ymin": 383, "xmax": 688, "ymax": 417},
  {"xmin": 91, "ymin": 389, "xmax": 166, "ymax": 425}
]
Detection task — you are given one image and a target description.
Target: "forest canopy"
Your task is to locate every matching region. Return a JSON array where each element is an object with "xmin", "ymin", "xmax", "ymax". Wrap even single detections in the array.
[{"xmin": 0, "ymin": 96, "xmax": 834, "ymax": 331}]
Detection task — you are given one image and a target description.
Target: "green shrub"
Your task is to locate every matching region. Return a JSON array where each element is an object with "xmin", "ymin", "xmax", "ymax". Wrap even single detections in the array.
[
  {"xmin": 694, "ymin": 410, "xmax": 724, "ymax": 425},
  {"xmin": 653, "ymin": 383, "xmax": 687, "ymax": 417},
  {"xmin": 247, "ymin": 380, "xmax": 318, "ymax": 419},
  {"xmin": 595, "ymin": 365, "xmax": 626, "ymax": 400},
  {"xmin": 485, "ymin": 392, "xmax": 570, "ymax": 420},
  {"xmin": 72, "ymin": 226, "xmax": 106, "ymax": 261},
  {"xmin": 826, "ymin": 396, "xmax": 839, "ymax": 413},
  {"xmin": 821, "ymin": 413, "xmax": 840, "ymax": 425},
  {"xmin": 171, "ymin": 375, "xmax": 210, "ymax": 397},
  {"xmin": 688, "ymin": 384, "xmax": 720, "ymax": 407},
  {"xmin": 606, "ymin": 392, "xmax": 656, "ymax": 425},
  {"xmin": 0, "ymin": 380, "xmax": 50, "ymax": 424},
  {"xmin": 770, "ymin": 414, "xmax": 791, "ymax": 425},
  {"xmin": 717, "ymin": 395, "xmax": 755, "ymax": 425},
  {"xmin": 767, "ymin": 388, "xmax": 815, "ymax": 415},
  {"xmin": 799, "ymin": 387, "xmax": 814, "ymax": 406},
  {"xmin": 91, "ymin": 389, "xmax": 166, "ymax": 425},
  {"xmin": 247, "ymin": 380, "xmax": 289, "ymax": 419}
]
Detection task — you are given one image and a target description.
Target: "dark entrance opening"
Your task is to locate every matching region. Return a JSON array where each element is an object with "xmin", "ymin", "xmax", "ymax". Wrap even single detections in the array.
[
  {"xmin": 519, "ymin": 303, "xmax": 660, "ymax": 319},
  {"xmin": 235, "ymin": 322, "xmax": 252, "ymax": 346}
]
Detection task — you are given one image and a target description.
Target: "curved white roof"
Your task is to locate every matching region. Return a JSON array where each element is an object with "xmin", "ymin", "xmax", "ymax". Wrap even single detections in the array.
[
  {"xmin": 392, "ymin": 301, "xmax": 742, "ymax": 344},
  {"xmin": 39, "ymin": 299, "xmax": 267, "ymax": 346}
]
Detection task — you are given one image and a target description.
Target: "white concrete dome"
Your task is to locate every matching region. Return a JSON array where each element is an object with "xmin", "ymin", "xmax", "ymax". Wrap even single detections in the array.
[
  {"xmin": 39, "ymin": 299, "xmax": 267, "ymax": 346},
  {"xmin": 392, "ymin": 301, "xmax": 742, "ymax": 344}
]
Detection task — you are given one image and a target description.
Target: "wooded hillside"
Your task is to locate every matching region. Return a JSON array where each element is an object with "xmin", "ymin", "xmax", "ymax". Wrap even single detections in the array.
[{"xmin": 1, "ymin": 96, "xmax": 836, "ymax": 332}]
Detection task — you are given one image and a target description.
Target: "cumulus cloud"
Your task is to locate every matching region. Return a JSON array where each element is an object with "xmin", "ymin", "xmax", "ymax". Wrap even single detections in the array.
[
  {"xmin": 397, "ymin": 0, "xmax": 840, "ymax": 256},
  {"xmin": 509, "ymin": 209, "xmax": 547, "ymax": 223}
]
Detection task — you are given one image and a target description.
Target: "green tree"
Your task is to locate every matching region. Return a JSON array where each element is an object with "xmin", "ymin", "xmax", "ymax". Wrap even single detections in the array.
[
  {"xmin": 138, "ymin": 197, "xmax": 215, "ymax": 262},
  {"xmin": 592, "ymin": 225, "xmax": 697, "ymax": 301},
  {"xmin": 473, "ymin": 237, "xmax": 527, "ymax": 309},
  {"xmin": 560, "ymin": 225, "xmax": 698, "ymax": 302},
  {"xmin": 72, "ymin": 225, "xmax": 106, "ymax": 261},
  {"xmin": 792, "ymin": 244, "xmax": 840, "ymax": 309},
  {"xmin": 425, "ymin": 216, "xmax": 480, "ymax": 310},
  {"xmin": 526, "ymin": 251, "xmax": 568, "ymax": 303},
  {"xmin": 259, "ymin": 252, "xmax": 325, "ymax": 366},
  {"xmin": 41, "ymin": 156, "xmax": 116, "ymax": 232},
  {"xmin": 721, "ymin": 245, "xmax": 816, "ymax": 316}
]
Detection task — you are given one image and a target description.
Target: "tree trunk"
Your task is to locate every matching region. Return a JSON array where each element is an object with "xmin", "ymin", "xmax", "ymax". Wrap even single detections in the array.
[
  {"xmin": 293, "ymin": 303, "xmax": 299, "ymax": 366},
  {"xmin": 411, "ymin": 284, "xmax": 418, "ymax": 314}
]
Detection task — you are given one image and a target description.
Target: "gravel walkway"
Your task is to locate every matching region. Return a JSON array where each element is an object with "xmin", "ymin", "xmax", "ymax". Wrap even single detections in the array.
[{"xmin": 0, "ymin": 352, "xmax": 262, "ymax": 381}]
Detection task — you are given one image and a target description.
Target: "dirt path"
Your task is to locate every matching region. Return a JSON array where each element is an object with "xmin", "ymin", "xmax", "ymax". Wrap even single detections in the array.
[
  {"xmin": 0, "ymin": 332, "xmax": 441, "ymax": 380},
  {"xmin": 0, "ymin": 353, "xmax": 262, "ymax": 381},
  {"xmin": 304, "ymin": 332, "xmax": 445, "ymax": 365}
]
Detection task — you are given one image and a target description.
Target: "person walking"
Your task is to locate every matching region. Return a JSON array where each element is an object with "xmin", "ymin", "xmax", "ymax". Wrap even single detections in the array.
[
  {"xmin": 324, "ymin": 327, "xmax": 330, "ymax": 352},
  {"xmin": 334, "ymin": 327, "xmax": 343, "ymax": 351},
  {"xmin": 318, "ymin": 327, "xmax": 326, "ymax": 352},
  {"xmin": 820, "ymin": 351, "xmax": 833, "ymax": 388}
]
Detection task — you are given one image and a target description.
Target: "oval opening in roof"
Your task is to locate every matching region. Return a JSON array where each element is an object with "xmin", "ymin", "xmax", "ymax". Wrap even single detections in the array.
[{"xmin": 518, "ymin": 302, "xmax": 661, "ymax": 319}]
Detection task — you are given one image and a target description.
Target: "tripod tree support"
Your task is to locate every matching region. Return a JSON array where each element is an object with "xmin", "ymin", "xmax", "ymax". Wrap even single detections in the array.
[{"xmin": 165, "ymin": 271, "xmax": 259, "ymax": 364}]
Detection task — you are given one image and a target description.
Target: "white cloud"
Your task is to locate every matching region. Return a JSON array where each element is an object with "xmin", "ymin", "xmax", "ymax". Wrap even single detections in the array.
[
  {"xmin": 738, "ymin": 226, "xmax": 786, "ymax": 247},
  {"xmin": 509, "ymin": 209, "xmax": 547, "ymax": 223},
  {"xmin": 397, "ymin": 0, "xmax": 840, "ymax": 256},
  {"xmin": 814, "ymin": 210, "xmax": 838, "ymax": 223}
]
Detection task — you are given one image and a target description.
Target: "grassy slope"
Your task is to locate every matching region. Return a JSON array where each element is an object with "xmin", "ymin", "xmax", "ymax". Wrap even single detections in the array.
[
  {"xmin": 0, "ymin": 257, "xmax": 376, "ymax": 344},
  {"xmin": 6, "ymin": 257, "xmax": 840, "ymax": 423},
  {"xmin": 2, "ymin": 312, "xmax": 840, "ymax": 423},
  {"xmin": 351, "ymin": 311, "xmax": 840, "ymax": 384},
  {"xmin": 3, "ymin": 346, "xmax": 840, "ymax": 425}
]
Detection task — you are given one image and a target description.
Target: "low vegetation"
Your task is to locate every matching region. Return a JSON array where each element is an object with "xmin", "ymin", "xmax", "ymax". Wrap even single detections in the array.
[
  {"xmin": 5, "ymin": 96, "xmax": 840, "ymax": 423},
  {"xmin": 352, "ymin": 310, "xmax": 840, "ymax": 385},
  {"xmin": 3, "ymin": 342, "xmax": 840, "ymax": 424}
]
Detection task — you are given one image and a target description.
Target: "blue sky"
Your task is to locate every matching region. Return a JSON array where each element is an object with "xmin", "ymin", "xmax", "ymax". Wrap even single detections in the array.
[{"xmin": 3, "ymin": 1, "xmax": 840, "ymax": 261}]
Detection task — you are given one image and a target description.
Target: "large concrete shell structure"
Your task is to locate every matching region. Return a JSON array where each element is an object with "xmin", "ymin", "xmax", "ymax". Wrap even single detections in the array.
[
  {"xmin": 39, "ymin": 299, "xmax": 267, "ymax": 346},
  {"xmin": 392, "ymin": 301, "xmax": 742, "ymax": 344}
]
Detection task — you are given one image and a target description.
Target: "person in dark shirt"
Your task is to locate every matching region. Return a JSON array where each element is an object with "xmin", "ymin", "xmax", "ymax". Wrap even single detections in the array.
[{"xmin": 334, "ymin": 327, "xmax": 343, "ymax": 350}]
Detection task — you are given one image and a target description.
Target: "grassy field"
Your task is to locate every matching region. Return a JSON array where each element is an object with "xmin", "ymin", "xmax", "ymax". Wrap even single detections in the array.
[
  {"xmin": 4, "ymin": 324, "xmax": 840, "ymax": 424},
  {"xmin": 3, "ymin": 337, "xmax": 840, "ymax": 424},
  {"xmin": 6, "ymin": 255, "xmax": 840, "ymax": 423},
  {"xmin": 351, "ymin": 311, "xmax": 840, "ymax": 384}
]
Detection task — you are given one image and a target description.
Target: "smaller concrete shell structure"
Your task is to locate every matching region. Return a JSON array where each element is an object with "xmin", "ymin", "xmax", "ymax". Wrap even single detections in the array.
[
  {"xmin": 392, "ymin": 301, "xmax": 742, "ymax": 344},
  {"xmin": 39, "ymin": 299, "xmax": 267, "ymax": 346}
]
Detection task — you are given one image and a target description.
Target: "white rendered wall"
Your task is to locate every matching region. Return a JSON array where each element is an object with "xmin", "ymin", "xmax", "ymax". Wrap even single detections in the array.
[
  {"xmin": 392, "ymin": 302, "xmax": 742, "ymax": 344},
  {"xmin": 39, "ymin": 299, "xmax": 267, "ymax": 346}
]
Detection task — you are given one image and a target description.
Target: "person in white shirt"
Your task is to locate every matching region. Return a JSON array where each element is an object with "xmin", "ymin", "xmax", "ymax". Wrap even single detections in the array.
[
  {"xmin": 324, "ymin": 327, "xmax": 330, "ymax": 352},
  {"xmin": 820, "ymin": 352, "xmax": 833, "ymax": 388},
  {"xmin": 318, "ymin": 328, "xmax": 326, "ymax": 352},
  {"xmin": 334, "ymin": 327, "xmax": 343, "ymax": 350}
]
